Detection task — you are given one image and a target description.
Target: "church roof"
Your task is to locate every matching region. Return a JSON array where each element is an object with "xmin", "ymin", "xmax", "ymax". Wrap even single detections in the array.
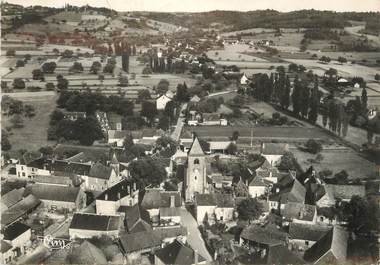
[{"xmin": 188, "ymin": 137, "xmax": 204, "ymax": 156}]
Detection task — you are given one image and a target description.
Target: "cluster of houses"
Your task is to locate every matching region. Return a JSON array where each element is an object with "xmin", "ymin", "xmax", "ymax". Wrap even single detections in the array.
[{"xmin": 1, "ymin": 132, "xmax": 368, "ymax": 264}]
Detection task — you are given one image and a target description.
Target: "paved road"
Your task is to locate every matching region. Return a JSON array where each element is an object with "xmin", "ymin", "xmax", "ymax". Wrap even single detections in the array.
[
  {"xmin": 171, "ymin": 103, "xmax": 188, "ymax": 141},
  {"xmin": 180, "ymin": 208, "xmax": 213, "ymax": 262}
]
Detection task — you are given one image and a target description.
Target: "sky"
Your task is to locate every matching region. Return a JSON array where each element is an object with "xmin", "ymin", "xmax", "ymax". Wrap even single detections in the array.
[{"xmin": 5, "ymin": 0, "xmax": 380, "ymax": 12}]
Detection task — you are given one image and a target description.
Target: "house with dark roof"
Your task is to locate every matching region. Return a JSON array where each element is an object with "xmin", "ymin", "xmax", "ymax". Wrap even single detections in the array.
[
  {"xmin": 96, "ymin": 179, "xmax": 139, "ymax": 215},
  {"xmin": 141, "ymin": 189, "xmax": 181, "ymax": 223},
  {"xmin": 156, "ymin": 92, "xmax": 173, "ymax": 110},
  {"xmin": 316, "ymin": 184, "xmax": 366, "ymax": 208},
  {"xmin": 3, "ymin": 222, "xmax": 31, "ymax": 258},
  {"xmin": 83, "ymin": 162, "xmax": 119, "ymax": 191},
  {"xmin": 25, "ymin": 183, "xmax": 86, "ymax": 211},
  {"xmin": 289, "ymin": 223, "xmax": 332, "ymax": 251},
  {"xmin": 118, "ymin": 204, "xmax": 152, "ymax": 233},
  {"xmin": 1, "ymin": 194, "xmax": 41, "ymax": 227},
  {"xmin": 260, "ymin": 143, "xmax": 289, "ymax": 166},
  {"xmin": 15, "ymin": 156, "xmax": 50, "ymax": 179},
  {"xmin": 268, "ymin": 179, "xmax": 306, "ymax": 211},
  {"xmin": 154, "ymin": 240, "xmax": 207, "ymax": 265},
  {"xmin": 1, "ymin": 240, "xmax": 13, "ymax": 264},
  {"xmin": 238, "ymin": 244, "xmax": 305, "ymax": 265},
  {"xmin": 119, "ymin": 230, "xmax": 161, "ymax": 255},
  {"xmin": 65, "ymin": 240, "xmax": 107, "ymax": 264},
  {"xmin": 153, "ymin": 226, "xmax": 188, "ymax": 245},
  {"xmin": 194, "ymin": 193, "xmax": 235, "ymax": 224},
  {"xmin": 304, "ymin": 226, "xmax": 348, "ymax": 265},
  {"xmin": 248, "ymin": 176, "xmax": 270, "ymax": 198},
  {"xmin": 282, "ymin": 202, "xmax": 317, "ymax": 225},
  {"xmin": 0, "ymin": 188, "xmax": 25, "ymax": 213},
  {"xmin": 69, "ymin": 213, "xmax": 122, "ymax": 239},
  {"xmin": 240, "ymin": 224, "xmax": 289, "ymax": 250}
]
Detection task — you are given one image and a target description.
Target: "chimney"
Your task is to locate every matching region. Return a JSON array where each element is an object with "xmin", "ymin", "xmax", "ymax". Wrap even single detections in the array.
[
  {"xmin": 129, "ymin": 184, "xmax": 132, "ymax": 195},
  {"xmin": 105, "ymin": 194, "xmax": 108, "ymax": 200},
  {"xmin": 170, "ymin": 195, "xmax": 175, "ymax": 208},
  {"xmin": 276, "ymin": 188, "xmax": 280, "ymax": 193},
  {"xmin": 116, "ymin": 122, "xmax": 122, "ymax": 131},
  {"xmin": 133, "ymin": 182, "xmax": 137, "ymax": 191},
  {"xmin": 194, "ymin": 249, "xmax": 198, "ymax": 265},
  {"xmin": 117, "ymin": 192, "xmax": 121, "ymax": 200}
]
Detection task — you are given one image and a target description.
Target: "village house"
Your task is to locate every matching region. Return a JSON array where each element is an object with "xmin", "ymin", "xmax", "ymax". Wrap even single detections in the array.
[
  {"xmin": 119, "ymin": 230, "xmax": 161, "ymax": 257},
  {"xmin": 25, "ymin": 183, "xmax": 86, "ymax": 212},
  {"xmin": 201, "ymin": 113, "xmax": 228, "ymax": 126},
  {"xmin": 16, "ymin": 157, "xmax": 50, "ymax": 179},
  {"xmin": 156, "ymin": 92, "xmax": 173, "ymax": 110},
  {"xmin": 260, "ymin": 143, "xmax": 289, "ymax": 166},
  {"xmin": 2, "ymin": 222, "xmax": 32, "ymax": 259},
  {"xmin": 154, "ymin": 240, "xmax": 207, "ymax": 265},
  {"xmin": 194, "ymin": 193, "xmax": 235, "ymax": 224},
  {"xmin": 208, "ymin": 173, "xmax": 234, "ymax": 190},
  {"xmin": 268, "ymin": 178, "xmax": 306, "ymax": 211},
  {"xmin": 96, "ymin": 179, "xmax": 139, "ymax": 215},
  {"xmin": 288, "ymin": 223, "xmax": 332, "ymax": 251},
  {"xmin": 1, "ymin": 194, "xmax": 41, "ymax": 228},
  {"xmin": 282, "ymin": 202, "xmax": 317, "ymax": 225},
  {"xmin": 248, "ymin": 176, "xmax": 270, "ymax": 198},
  {"xmin": 208, "ymin": 141, "xmax": 233, "ymax": 154},
  {"xmin": 141, "ymin": 189, "xmax": 181, "ymax": 225},
  {"xmin": 82, "ymin": 162, "xmax": 119, "ymax": 191},
  {"xmin": 119, "ymin": 204, "xmax": 152, "ymax": 233},
  {"xmin": 1, "ymin": 240, "xmax": 13, "ymax": 265},
  {"xmin": 0, "ymin": 188, "xmax": 25, "ymax": 213},
  {"xmin": 69, "ymin": 213, "xmax": 122, "ymax": 239},
  {"xmin": 240, "ymin": 224, "xmax": 289, "ymax": 251},
  {"xmin": 304, "ymin": 226, "xmax": 348, "ymax": 265},
  {"xmin": 153, "ymin": 226, "xmax": 188, "ymax": 245},
  {"xmin": 315, "ymin": 184, "xmax": 366, "ymax": 208}
]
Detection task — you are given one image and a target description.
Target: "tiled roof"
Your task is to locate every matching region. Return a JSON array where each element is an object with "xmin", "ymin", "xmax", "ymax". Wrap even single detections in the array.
[
  {"xmin": 119, "ymin": 230, "xmax": 161, "ymax": 253},
  {"xmin": 3, "ymin": 222, "xmax": 30, "ymax": 241},
  {"xmin": 241, "ymin": 224, "xmax": 288, "ymax": 246},
  {"xmin": 325, "ymin": 185, "xmax": 366, "ymax": 201},
  {"xmin": 159, "ymin": 207, "xmax": 182, "ymax": 217},
  {"xmin": 249, "ymin": 176, "xmax": 268, "ymax": 187},
  {"xmin": 304, "ymin": 226, "xmax": 348, "ymax": 263},
  {"xmin": 67, "ymin": 240, "xmax": 107, "ymax": 264},
  {"xmin": 1, "ymin": 187, "xmax": 25, "ymax": 208},
  {"xmin": 141, "ymin": 190, "xmax": 181, "ymax": 209},
  {"xmin": 153, "ymin": 226, "xmax": 187, "ymax": 241},
  {"xmin": 88, "ymin": 162, "xmax": 113, "ymax": 180},
  {"xmin": 289, "ymin": 223, "xmax": 331, "ymax": 242},
  {"xmin": 195, "ymin": 194, "xmax": 216, "ymax": 206},
  {"xmin": 25, "ymin": 184, "xmax": 81, "ymax": 203},
  {"xmin": 282, "ymin": 202, "xmax": 316, "ymax": 222},
  {"xmin": 155, "ymin": 240, "xmax": 206, "ymax": 265},
  {"xmin": 50, "ymin": 160, "xmax": 91, "ymax": 176},
  {"xmin": 1, "ymin": 240, "xmax": 12, "ymax": 253},
  {"xmin": 1, "ymin": 194, "xmax": 41, "ymax": 226},
  {"xmin": 270, "ymin": 179, "xmax": 306, "ymax": 204},
  {"xmin": 123, "ymin": 204, "xmax": 151, "ymax": 233},
  {"xmin": 97, "ymin": 179, "xmax": 133, "ymax": 201},
  {"xmin": 69, "ymin": 213, "xmax": 121, "ymax": 231},
  {"xmin": 215, "ymin": 193, "xmax": 235, "ymax": 208}
]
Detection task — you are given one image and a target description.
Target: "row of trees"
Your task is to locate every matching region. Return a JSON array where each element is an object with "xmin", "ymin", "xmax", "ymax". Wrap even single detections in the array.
[{"xmin": 56, "ymin": 91, "xmax": 134, "ymax": 116}]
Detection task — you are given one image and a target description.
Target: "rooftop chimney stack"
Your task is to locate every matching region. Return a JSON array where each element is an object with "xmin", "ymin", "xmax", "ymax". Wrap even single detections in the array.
[
  {"xmin": 194, "ymin": 249, "xmax": 198, "ymax": 265},
  {"xmin": 170, "ymin": 195, "xmax": 175, "ymax": 208}
]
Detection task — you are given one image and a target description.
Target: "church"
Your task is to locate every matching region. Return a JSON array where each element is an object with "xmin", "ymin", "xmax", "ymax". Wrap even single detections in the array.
[{"xmin": 184, "ymin": 137, "xmax": 209, "ymax": 201}]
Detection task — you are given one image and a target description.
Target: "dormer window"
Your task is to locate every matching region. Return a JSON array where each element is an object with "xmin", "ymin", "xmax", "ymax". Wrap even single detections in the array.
[{"xmin": 194, "ymin": 159, "xmax": 200, "ymax": 165}]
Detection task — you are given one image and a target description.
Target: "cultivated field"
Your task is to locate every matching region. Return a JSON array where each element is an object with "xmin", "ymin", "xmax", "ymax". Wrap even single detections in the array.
[{"xmin": 2, "ymin": 92, "xmax": 57, "ymax": 151}]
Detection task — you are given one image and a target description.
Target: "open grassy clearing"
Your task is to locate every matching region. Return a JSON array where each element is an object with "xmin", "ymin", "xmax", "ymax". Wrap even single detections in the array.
[
  {"xmin": 292, "ymin": 148, "xmax": 377, "ymax": 179},
  {"xmin": 2, "ymin": 92, "xmax": 57, "ymax": 151}
]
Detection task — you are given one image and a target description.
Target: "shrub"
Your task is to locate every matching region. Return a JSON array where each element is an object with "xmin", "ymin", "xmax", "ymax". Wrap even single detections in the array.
[{"xmin": 305, "ymin": 139, "xmax": 322, "ymax": 154}]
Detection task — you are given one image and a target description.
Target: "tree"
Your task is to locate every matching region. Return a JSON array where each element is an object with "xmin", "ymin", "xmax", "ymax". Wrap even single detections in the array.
[
  {"xmin": 375, "ymin": 73, "xmax": 380, "ymax": 81},
  {"xmin": 41, "ymin": 62, "xmax": 57, "ymax": 74},
  {"xmin": 57, "ymin": 77, "xmax": 69, "ymax": 91},
  {"xmin": 16, "ymin": 60, "xmax": 25, "ymax": 67},
  {"xmin": 226, "ymin": 143, "xmax": 238, "ymax": 155},
  {"xmin": 319, "ymin": 56, "xmax": 331, "ymax": 63},
  {"xmin": 291, "ymin": 76, "xmax": 302, "ymax": 116},
  {"xmin": 103, "ymin": 63, "xmax": 115, "ymax": 74},
  {"xmin": 343, "ymin": 196, "xmax": 380, "ymax": 233},
  {"xmin": 176, "ymin": 83, "xmax": 189, "ymax": 102},
  {"xmin": 157, "ymin": 79, "xmax": 170, "ymax": 95},
  {"xmin": 74, "ymin": 117, "xmax": 103, "ymax": 146},
  {"xmin": 49, "ymin": 109, "xmax": 64, "ymax": 126},
  {"xmin": 158, "ymin": 115, "xmax": 170, "ymax": 130},
  {"xmin": 61, "ymin": 49, "xmax": 74, "ymax": 58},
  {"xmin": 128, "ymin": 158, "xmax": 167, "ymax": 187},
  {"xmin": 305, "ymin": 139, "xmax": 322, "ymax": 154},
  {"xmin": 118, "ymin": 75, "xmax": 128, "ymax": 87},
  {"xmin": 1, "ymin": 130, "xmax": 11, "ymax": 151},
  {"xmin": 10, "ymin": 114, "xmax": 24, "ymax": 128},
  {"xmin": 32, "ymin": 69, "xmax": 44, "ymax": 80},
  {"xmin": 24, "ymin": 54, "xmax": 31, "ymax": 61},
  {"xmin": 13, "ymin": 78, "xmax": 25, "ymax": 89},
  {"xmin": 6, "ymin": 50, "xmax": 15, "ymax": 56},
  {"xmin": 45, "ymin": 82, "xmax": 55, "ymax": 91},
  {"xmin": 90, "ymin": 61, "xmax": 102, "ymax": 74},
  {"xmin": 361, "ymin": 87, "xmax": 368, "ymax": 113},
  {"xmin": 24, "ymin": 104, "xmax": 36, "ymax": 118},
  {"xmin": 142, "ymin": 66, "xmax": 152, "ymax": 75},
  {"xmin": 308, "ymin": 76, "xmax": 319, "ymax": 124},
  {"xmin": 69, "ymin": 62, "xmax": 83, "ymax": 73},
  {"xmin": 123, "ymin": 133, "xmax": 134, "ymax": 149},
  {"xmin": 231, "ymin": 131, "xmax": 239, "ymax": 141},
  {"xmin": 338, "ymin": 56, "xmax": 347, "ymax": 64},
  {"xmin": 278, "ymin": 152, "xmax": 298, "ymax": 171},
  {"xmin": 141, "ymin": 101, "xmax": 157, "ymax": 123},
  {"xmin": 137, "ymin": 90, "xmax": 151, "ymax": 102},
  {"xmin": 237, "ymin": 198, "xmax": 263, "ymax": 223},
  {"xmin": 280, "ymin": 75, "xmax": 291, "ymax": 109}
]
